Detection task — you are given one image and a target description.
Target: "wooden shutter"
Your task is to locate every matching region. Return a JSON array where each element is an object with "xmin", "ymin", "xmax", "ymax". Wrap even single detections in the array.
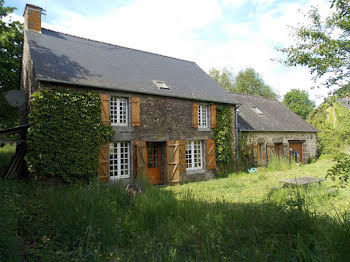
[
  {"xmin": 98, "ymin": 143, "xmax": 109, "ymax": 182},
  {"xmin": 100, "ymin": 93, "xmax": 110, "ymax": 125},
  {"xmin": 192, "ymin": 103, "xmax": 198, "ymax": 128},
  {"xmin": 131, "ymin": 97, "xmax": 140, "ymax": 127},
  {"xmin": 210, "ymin": 105, "xmax": 217, "ymax": 128},
  {"xmin": 166, "ymin": 141, "xmax": 180, "ymax": 185},
  {"xmin": 206, "ymin": 139, "xmax": 216, "ymax": 170},
  {"xmin": 178, "ymin": 140, "xmax": 186, "ymax": 174},
  {"xmin": 134, "ymin": 140, "xmax": 147, "ymax": 177},
  {"xmin": 253, "ymin": 144, "xmax": 259, "ymax": 161}
]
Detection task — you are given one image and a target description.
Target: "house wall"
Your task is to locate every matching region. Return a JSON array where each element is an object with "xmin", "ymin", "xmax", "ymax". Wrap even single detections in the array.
[
  {"xmin": 20, "ymin": 31, "xmax": 40, "ymax": 125},
  {"xmin": 243, "ymin": 131, "xmax": 317, "ymax": 164},
  {"xmin": 38, "ymin": 82, "xmax": 237, "ymax": 183}
]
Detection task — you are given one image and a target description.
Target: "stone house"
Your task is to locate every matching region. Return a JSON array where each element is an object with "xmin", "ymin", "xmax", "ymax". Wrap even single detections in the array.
[
  {"xmin": 20, "ymin": 4, "xmax": 238, "ymax": 184},
  {"xmin": 231, "ymin": 93, "xmax": 318, "ymax": 164}
]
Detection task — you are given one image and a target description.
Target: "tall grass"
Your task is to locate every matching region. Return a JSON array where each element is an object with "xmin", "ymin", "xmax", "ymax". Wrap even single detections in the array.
[
  {"xmin": 266, "ymin": 155, "xmax": 295, "ymax": 172},
  {"xmin": 1, "ymin": 179, "xmax": 350, "ymax": 261},
  {"xmin": 0, "ymin": 144, "xmax": 16, "ymax": 172}
]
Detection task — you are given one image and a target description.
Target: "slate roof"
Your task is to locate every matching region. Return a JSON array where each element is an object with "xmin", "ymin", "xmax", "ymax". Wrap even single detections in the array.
[
  {"xmin": 337, "ymin": 97, "xmax": 350, "ymax": 110},
  {"xmin": 230, "ymin": 93, "xmax": 318, "ymax": 132},
  {"xmin": 26, "ymin": 29, "xmax": 238, "ymax": 105}
]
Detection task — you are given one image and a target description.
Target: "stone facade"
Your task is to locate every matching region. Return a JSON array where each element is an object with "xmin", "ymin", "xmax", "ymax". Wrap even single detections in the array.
[
  {"xmin": 243, "ymin": 131, "xmax": 317, "ymax": 164},
  {"xmin": 37, "ymin": 82, "xmax": 236, "ymax": 183}
]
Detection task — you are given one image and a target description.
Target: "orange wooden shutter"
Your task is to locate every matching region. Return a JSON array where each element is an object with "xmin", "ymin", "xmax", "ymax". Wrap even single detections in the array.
[
  {"xmin": 253, "ymin": 144, "xmax": 259, "ymax": 161},
  {"xmin": 135, "ymin": 140, "xmax": 147, "ymax": 177},
  {"xmin": 206, "ymin": 139, "xmax": 216, "ymax": 170},
  {"xmin": 178, "ymin": 140, "xmax": 186, "ymax": 174},
  {"xmin": 192, "ymin": 103, "xmax": 198, "ymax": 128},
  {"xmin": 131, "ymin": 97, "xmax": 140, "ymax": 127},
  {"xmin": 210, "ymin": 105, "xmax": 217, "ymax": 128},
  {"xmin": 98, "ymin": 143, "xmax": 109, "ymax": 182},
  {"xmin": 166, "ymin": 141, "xmax": 180, "ymax": 185},
  {"xmin": 100, "ymin": 93, "xmax": 110, "ymax": 125}
]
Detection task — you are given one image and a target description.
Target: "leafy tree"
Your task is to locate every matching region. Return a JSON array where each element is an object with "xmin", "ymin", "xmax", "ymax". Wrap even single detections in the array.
[
  {"xmin": 234, "ymin": 68, "xmax": 279, "ymax": 99},
  {"xmin": 209, "ymin": 67, "xmax": 235, "ymax": 93},
  {"xmin": 0, "ymin": 0, "xmax": 23, "ymax": 129},
  {"xmin": 210, "ymin": 67, "xmax": 279, "ymax": 99},
  {"xmin": 283, "ymin": 89, "xmax": 316, "ymax": 119},
  {"xmin": 278, "ymin": 0, "xmax": 350, "ymax": 88}
]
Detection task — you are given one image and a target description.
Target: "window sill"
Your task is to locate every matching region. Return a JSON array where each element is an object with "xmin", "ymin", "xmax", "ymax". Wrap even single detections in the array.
[
  {"xmin": 111, "ymin": 125, "xmax": 133, "ymax": 132},
  {"xmin": 197, "ymin": 127, "xmax": 211, "ymax": 132},
  {"xmin": 185, "ymin": 169, "xmax": 206, "ymax": 175}
]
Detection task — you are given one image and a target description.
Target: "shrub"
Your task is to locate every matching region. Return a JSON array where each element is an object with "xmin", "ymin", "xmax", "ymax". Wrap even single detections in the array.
[
  {"xmin": 266, "ymin": 155, "xmax": 294, "ymax": 172},
  {"xmin": 326, "ymin": 154, "xmax": 350, "ymax": 186},
  {"xmin": 26, "ymin": 89, "xmax": 113, "ymax": 183}
]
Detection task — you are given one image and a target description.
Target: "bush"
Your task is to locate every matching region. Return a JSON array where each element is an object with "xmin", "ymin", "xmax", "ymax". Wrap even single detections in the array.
[
  {"xmin": 26, "ymin": 89, "xmax": 113, "ymax": 183},
  {"xmin": 326, "ymin": 154, "xmax": 350, "ymax": 186}
]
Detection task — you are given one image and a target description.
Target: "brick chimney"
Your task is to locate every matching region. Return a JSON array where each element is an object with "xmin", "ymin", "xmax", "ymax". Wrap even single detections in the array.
[{"xmin": 23, "ymin": 4, "xmax": 43, "ymax": 33}]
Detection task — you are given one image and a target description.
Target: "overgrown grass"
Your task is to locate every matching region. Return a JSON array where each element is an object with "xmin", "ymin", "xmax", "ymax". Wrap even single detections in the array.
[
  {"xmin": 1, "ymin": 165, "xmax": 350, "ymax": 261},
  {"xmin": 265, "ymin": 155, "xmax": 295, "ymax": 172},
  {"xmin": 0, "ymin": 144, "xmax": 16, "ymax": 172},
  {"xmin": 1, "ymin": 158, "xmax": 350, "ymax": 261}
]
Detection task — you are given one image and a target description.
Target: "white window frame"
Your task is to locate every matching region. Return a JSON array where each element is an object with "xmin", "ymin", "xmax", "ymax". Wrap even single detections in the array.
[
  {"xmin": 109, "ymin": 142, "xmax": 130, "ymax": 179},
  {"xmin": 186, "ymin": 140, "xmax": 203, "ymax": 171},
  {"xmin": 198, "ymin": 104, "xmax": 209, "ymax": 129},
  {"xmin": 110, "ymin": 97, "xmax": 128, "ymax": 126}
]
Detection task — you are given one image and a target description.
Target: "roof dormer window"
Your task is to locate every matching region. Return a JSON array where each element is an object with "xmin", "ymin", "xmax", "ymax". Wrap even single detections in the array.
[
  {"xmin": 153, "ymin": 80, "xmax": 169, "ymax": 90},
  {"xmin": 251, "ymin": 106, "xmax": 264, "ymax": 115}
]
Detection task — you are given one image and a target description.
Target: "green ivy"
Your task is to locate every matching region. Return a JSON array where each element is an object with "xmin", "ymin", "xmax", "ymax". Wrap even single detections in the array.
[
  {"xmin": 26, "ymin": 89, "xmax": 113, "ymax": 183},
  {"xmin": 308, "ymin": 97, "xmax": 350, "ymax": 156},
  {"xmin": 213, "ymin": 105, "xmax": 233, "ymax": 166}
]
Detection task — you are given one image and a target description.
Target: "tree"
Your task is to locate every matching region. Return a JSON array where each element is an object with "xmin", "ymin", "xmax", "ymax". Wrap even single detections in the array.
[
  {"xmin": 208, "ymin": 67, "xmax": 235, "ymax": 93},
  {"xmin": 283, "ymin": 89, "xmax": 316, "ymax": 119},
  {"xmin": 278, "ymin": 0, "xmax": 350, "ymax": 88},
  {"xmin": 209, "ymin": 67, "xmax": 279, "ymax": 99},
  {"xmin": 0, "ymin": 0, "xmax": 23, "ymax": 129},
  {"xmin": 234, "ymin": 68, "xmax": 279, "ymax": 99}
]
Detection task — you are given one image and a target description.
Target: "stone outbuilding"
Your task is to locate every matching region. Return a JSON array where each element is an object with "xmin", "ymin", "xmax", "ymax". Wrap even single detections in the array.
[{"xmin": 231, "ymin": 93, "xmax": 318, "ymax": 165}]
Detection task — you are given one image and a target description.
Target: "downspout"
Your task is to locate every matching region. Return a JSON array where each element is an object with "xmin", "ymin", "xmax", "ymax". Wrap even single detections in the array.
[{"xmin": 235, "ymin": 104, "xmax": 240, "ymax": 169}]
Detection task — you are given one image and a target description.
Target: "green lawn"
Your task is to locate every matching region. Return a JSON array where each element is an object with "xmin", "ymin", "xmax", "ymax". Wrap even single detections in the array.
[
  {"xmin": 166, "ymin": 158, "xmax": 350, "ymax": 214},
  {"xmin": 1, "ymin": 158, "xmax": 350, "ymax": 261}
]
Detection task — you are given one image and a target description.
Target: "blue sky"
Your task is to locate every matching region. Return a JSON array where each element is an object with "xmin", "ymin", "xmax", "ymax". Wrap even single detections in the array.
[{"xmin": 6, "ymin": 0, "xmax": 333, "ymax": 103}]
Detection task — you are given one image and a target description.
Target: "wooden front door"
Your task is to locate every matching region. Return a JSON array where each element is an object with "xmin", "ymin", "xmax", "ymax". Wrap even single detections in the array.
[
  {"xmin": 289, "ymin": 142, "xmax": 303, "ymax": 163},
  {"xmin": 147, "ymin": 142, "xmax": 161, "ymax": 184}
]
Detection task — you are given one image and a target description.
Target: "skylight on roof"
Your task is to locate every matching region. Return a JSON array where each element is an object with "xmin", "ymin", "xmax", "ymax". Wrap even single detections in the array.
[
  {"xmin": 153, "ymin": 80, "xmax": 169, "ymax": 90},
  {"xmin": 251, "ymin": 106, "xmax": 264, "ymax": 115}
]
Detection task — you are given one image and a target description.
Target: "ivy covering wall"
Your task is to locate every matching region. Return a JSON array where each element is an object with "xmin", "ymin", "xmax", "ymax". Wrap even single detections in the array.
[
  {"xmin": 26, "ymin": 89, "xmax": 113, "ymax": 183},
  {"xmin": 213, "ymin": 105, "xmax": 233, "ymax": 166},
  {"xmin": 308, "ymin": 98, "xmax": 350, "ymax": 156}
]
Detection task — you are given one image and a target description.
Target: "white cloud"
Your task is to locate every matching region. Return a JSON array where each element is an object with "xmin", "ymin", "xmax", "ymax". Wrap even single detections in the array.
[{"xmin": 10, "ymin": 0, "xmax": 334, "ymax": 104}]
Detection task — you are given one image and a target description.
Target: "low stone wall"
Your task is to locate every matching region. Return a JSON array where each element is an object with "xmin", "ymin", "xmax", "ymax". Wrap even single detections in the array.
[{"xmin": 244, "ymin": 131, "xmax": 317, "ymax": 163}]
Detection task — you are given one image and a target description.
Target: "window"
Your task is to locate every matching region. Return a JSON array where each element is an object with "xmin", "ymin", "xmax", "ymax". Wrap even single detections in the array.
[
  {"xmin": 110, "ymin": 97, "xmax": 128, "ymax": 126},
  {"xmin": 153, "ymin": 80, "xmax": 169, "ymax": 90},
  {"xmin": 251, "ymin": 106, "xmax": 264, "ymax": 115},
  {"xmin": 186, "ymin": 140, "xmax": 203, "ymax": 170},
  {"xmin": 198, "ymin": 105, "xmax": 209, "ymax": 128},
  {"xmin": 109, "ymin": 142, "xmax": 130, "ymax": 179}
]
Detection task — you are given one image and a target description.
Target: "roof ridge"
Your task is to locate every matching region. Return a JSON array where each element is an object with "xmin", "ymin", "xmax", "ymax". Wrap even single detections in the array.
[
  {"xmin": 230, "ymin": 91, "xmax": 279, "ymax": 102},
  {"xmin": 41, "ymin": 28, "xmax": 195, "ymax": 64}
]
